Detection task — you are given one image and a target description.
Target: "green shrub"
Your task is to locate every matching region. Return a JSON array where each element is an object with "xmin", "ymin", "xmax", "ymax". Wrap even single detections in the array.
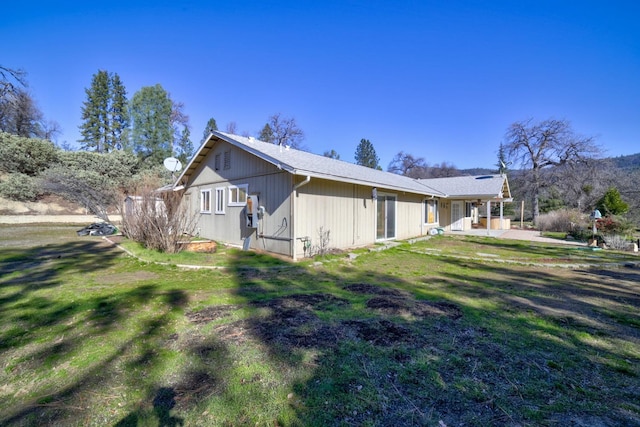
[
  {"xmin": 597, "ymin": 187, "xmax": 629, "ymax": 216},
  {"xmin": 0, "ymin": 173, "xmax": 43, "ymax": 201},
  {"xmin": 596, "ymin": 215, "xmax": 635, "ymax": 235},
  {"xmin": 0, "ymin": 132, "xmax": 59, "ymax": 176}
]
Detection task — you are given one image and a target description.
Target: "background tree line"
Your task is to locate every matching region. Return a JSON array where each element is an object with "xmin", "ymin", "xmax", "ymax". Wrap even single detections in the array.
[
  {"xmin": 340, "ymin": 118, "xmax": 639, "ymax": 232},
  {"xmin": 1, "ymin": 65, "xmax": 638, "ymax": 231},
  {"xmin": 0, "ymin": 66, "xmax": 311, "ymax": 221}
]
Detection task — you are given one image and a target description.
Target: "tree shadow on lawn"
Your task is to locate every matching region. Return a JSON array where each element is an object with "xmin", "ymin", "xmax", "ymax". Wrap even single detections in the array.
[
  {"xmin": 0, "ymin": 240, "xmax": 194, "ymax": 426},
  {"xmin": 0, "ymin": 240, "xmax": 125, "ymax": 349},
  {"xmin": 211, "ymin": 252, "xmax": 640, "ymax": 426},
  {"xmin": 3, "ymin": 240, "xmax": 638, "ymax": 426},
  {"xmin": 427, "ymin": 257, "xmax": 640, "ymax": 421}
]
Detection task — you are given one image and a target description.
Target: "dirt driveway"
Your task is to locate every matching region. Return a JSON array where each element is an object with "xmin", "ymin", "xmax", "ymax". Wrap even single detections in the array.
[
  {"xmin": 449, "ymin": 227, "xmax": 586, "ymax": 246},
  {"xmin": 0, "ymin": 215, "xmax": 121, "ymax": 224}
]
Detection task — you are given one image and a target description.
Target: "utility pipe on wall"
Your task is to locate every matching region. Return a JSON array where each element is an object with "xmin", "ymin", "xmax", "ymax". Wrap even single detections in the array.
[{"xmin": 291, "ymin": 175, "xmax": 311, "ymax": 261}]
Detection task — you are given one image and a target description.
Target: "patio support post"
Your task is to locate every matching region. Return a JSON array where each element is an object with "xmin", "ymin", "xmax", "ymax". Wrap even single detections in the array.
[
  {"xmin": 486, "ymin": 200, "xmax": 491, "ymax": 235},
  {"xmin": 500, "ymin": 201, "xmax": 504, "ymax": 230}
]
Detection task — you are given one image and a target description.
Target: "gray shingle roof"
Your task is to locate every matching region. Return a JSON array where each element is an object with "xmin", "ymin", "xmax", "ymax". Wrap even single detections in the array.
[
  {"xmin": 177, "ymin": 131, "xmax": 511, "ymax": 200},
  {"xmin": 421, "ymin": 175, "xmax": 510, "ymax": 199},
  {"xmin": 178, "ymin": 131, "xmax": 445, "ymax": 197}
]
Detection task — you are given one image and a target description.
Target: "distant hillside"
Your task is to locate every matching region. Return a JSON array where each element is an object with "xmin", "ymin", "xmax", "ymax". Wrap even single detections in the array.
[
  {"xmin": 460, "ymin": 167, "xmax": 496, "ymax": 176},
  {"xmin": 460, "ymin": 152, "xmax": 640, "ymax": 175},
  {"xmin": 609, "ymin": 153, "xmax": 640, "ymax": 170}
]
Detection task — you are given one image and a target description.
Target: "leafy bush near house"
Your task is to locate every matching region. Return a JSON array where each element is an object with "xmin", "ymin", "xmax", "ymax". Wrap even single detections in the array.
[
  {"xmin": 596, "ymin": 215, "xmax": 635, "ymax": 235},
  {"xmin": 0, "ymin": 172, "xmax": 43, "ymax": 201}
]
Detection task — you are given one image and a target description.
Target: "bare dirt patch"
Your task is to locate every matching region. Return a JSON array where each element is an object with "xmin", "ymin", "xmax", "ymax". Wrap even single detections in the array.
[
  {"xmin": 186, "ymin": 305, "xmax": 240, "ymax": 324},
  {"xmin": 345, "ymin": 282, "xmax": 463, "ymax": 319},
  {"xmin": 186, "ymin": 289, "xmax": 462, "ymax": 350},
  {"xmin": 343, "ymin": 282, "xmax": 410, "ymax": 298}
]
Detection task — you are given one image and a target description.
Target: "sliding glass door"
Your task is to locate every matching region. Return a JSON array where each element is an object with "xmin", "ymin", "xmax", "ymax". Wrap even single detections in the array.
[{"xmin": 376, "ymin": 194, "xmax": 396, "ymax": 240}]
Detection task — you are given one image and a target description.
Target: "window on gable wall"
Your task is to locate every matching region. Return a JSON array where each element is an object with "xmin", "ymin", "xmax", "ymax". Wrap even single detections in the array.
[
  {"xmin": 214, "ymin": 154, "xmax": 221, "ymax": 171},
  {"xmin": 215, "ymin": 187, "xmax": 225, "ymax": 214},
  {"xmin": 228, "ymin": 184, "xmax": 248, "ymax": 206},
  {"xmin": 425, "ymin": 199, "xmax": 439, "ymax": 223},
  {"xmin": 201, "ymin": 189, "xmax": 211, "ymax": 213}
]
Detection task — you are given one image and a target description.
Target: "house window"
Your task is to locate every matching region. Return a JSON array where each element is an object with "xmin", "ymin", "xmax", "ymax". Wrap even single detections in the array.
[
  {"xmin": 214, "ymin": 154, "xmax": 221, "ymax": 171},
  {"xmin": 200, "ymin": 189, "xmax": 211, "ymax": 213},
  {"xmin": 223, "ymin": 150, "xmax": 231, "ymax": 170},
  {"xmin": 215, "ymin": 187, "xmax": 225, "ymax": 214},
  {"xmin": 465, "ymin": 202, "xmax": 473, "ymax": 217},
  {"xmin": 228, "ymin": 184, "xmax": 248, "ymax": 206},
  {"xmin": 425, "ymin": 199, "xmax": 439, "ymax": 224}
]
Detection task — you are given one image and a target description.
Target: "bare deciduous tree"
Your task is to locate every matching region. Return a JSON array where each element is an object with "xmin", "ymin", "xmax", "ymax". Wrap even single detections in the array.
[
  {"xmin": 388, "ymin": 152, "xmax": 460, "ymax": 179},
  {"xmin": 428, "ymin": 162, "xmax": 461, "ymax": 178},
  {"xmin": 388, "ymin": 151, "xmax": 428, "ymax": 178},
  {"xmin": 0, "ymin": 65, "xmax": 27, "ymax": 98},
  {"xmin": 504, "ymin": 118, "xmax": 601, "ymax": 224},
  {"xmin": 42, "ymin": 167, "xmax": 119, "ymax": 222},
  {"xmin": 0, "ymin": 66, "xmax": 60, "ymax": 140},
  {"xmin": 263, "ymin": 113, "xmax": 305, "ymax": 148},
  {"xmin": 226, "ymin": 121, "xmax": 237, "ymax": 134}
]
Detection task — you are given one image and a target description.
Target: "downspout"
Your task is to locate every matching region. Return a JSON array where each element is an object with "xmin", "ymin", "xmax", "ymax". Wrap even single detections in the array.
[{"xmin": 291, "ymin": 175, "xmax": 311, "ymax": 261}]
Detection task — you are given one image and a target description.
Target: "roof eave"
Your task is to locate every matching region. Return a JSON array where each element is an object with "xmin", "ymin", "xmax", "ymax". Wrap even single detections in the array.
[{"xmin": 291, "ymin": 169, "xmax": 445, "ymax": 197}]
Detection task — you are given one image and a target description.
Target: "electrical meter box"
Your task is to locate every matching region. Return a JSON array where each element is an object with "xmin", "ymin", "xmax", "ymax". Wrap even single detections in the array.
[{"xmin": 246, "ymin": 195, "xmax": 259, "ymax": 228}]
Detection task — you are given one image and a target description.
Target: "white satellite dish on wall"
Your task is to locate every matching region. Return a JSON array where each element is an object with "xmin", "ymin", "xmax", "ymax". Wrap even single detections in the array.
[{"xmin": 163, "ymin": 157, "xmax": 182, "ymax": 172}]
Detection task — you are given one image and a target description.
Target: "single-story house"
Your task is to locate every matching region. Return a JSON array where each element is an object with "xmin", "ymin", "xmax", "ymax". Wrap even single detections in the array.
[{"xmin": 173, "ymin": 131, "xmax": 512, "ymax": 259}]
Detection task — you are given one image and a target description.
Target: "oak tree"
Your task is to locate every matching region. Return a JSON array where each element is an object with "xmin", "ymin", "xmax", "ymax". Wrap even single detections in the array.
[
  {"xmin": 504, "ymin": 118, "xmax": 600, "ymax": 224},
  {"xmin": 388, "ymin": 151, "xmax": 428, "ymax": 178},
  {"xmin": 0, "ymin": 66, "xmax": 56, "ymax": 140},
  {"xmin": 261, "ymin": 113, "xmax": 304, "ymax": 148}
]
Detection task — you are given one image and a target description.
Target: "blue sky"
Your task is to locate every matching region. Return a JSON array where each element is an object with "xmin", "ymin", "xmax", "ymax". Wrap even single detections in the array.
[{"xmin": 2, "ymin": 1, "xmax": 639, "ymax": 169}]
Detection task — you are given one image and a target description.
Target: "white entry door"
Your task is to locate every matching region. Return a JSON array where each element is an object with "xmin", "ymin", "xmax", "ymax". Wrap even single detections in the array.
[{"xmin": 451, "ymin": 201, "xmax": 464, "ymax": 231}]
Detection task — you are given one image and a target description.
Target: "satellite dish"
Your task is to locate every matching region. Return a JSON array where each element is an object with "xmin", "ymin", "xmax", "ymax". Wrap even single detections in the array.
[{"xmin": 163, "ymin": 157, "xmax": 182, "ymax": 172}]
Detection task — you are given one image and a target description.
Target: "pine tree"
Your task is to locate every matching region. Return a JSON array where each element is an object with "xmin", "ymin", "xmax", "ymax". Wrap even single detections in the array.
[
  {"xmin": 597, "ymin": 187, "xmax": 629, "ymax": 216},
  {"xmin": 79, "ymin": 70, "xmax": 129, "ymax": 152},
  {"xmin": 323, "ymin": 149, "xmax": 340, "ymax": 160},
  {"xmin": 176, "ymin": 127, "xmax": 194, "ymax": 165},
  {"xmin": 79, "ymin": 70, "xmax": 109, "ymax": 152},
  {"xmin": 258, "ymin": 123, "xmax": 274, "ymax": 143},
  {"xmin": 354, "ymin": 138, "xmax": 380, "ymax": 169},
  {"xmin": 109, "ymin": 73, "xmax": 129, "ymax": 150},
  {"xmin": 201, "ymin": 117, "xmax": 218, "ymax": 143}
]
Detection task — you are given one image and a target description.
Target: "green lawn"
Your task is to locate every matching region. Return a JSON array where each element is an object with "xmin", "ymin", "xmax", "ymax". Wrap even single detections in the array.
[{"xmin": 1, "ymin": 225, "xmax": 639, "ymax": 426}]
